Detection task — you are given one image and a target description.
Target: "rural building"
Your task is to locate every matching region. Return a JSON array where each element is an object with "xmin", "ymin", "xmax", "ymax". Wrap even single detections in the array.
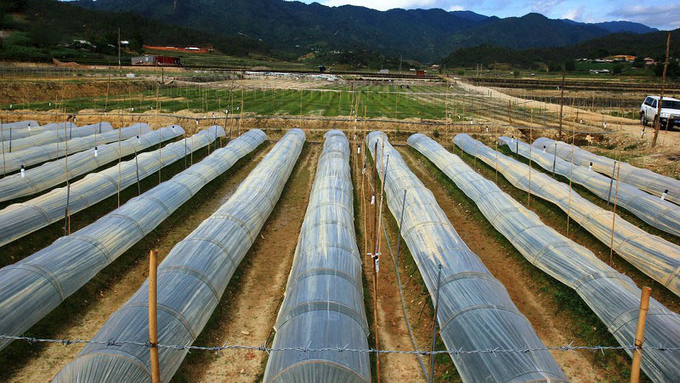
[
  {"xmin": 131, "ymin": 55, "xmax": 182, "ymax": 66},
  {"xmin": 608, "ymin": 55, "xmax": 636, "ymax": 62}
]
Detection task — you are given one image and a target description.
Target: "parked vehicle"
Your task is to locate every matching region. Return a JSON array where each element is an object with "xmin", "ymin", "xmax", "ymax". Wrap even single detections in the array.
[{"xmin": 640, "ymin": 95, "xmax": 680, "ymax": 129}]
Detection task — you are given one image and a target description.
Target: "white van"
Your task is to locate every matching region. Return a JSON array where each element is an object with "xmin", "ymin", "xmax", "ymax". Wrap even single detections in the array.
[{"xmin": 640, "ymin": 95, "xmax": 680, "ymax": 129}]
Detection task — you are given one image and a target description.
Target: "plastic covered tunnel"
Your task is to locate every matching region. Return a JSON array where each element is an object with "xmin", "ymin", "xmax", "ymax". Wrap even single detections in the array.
[
  {"xmin": 366, "ymin": 131, "xmax": 567, "ymax": 383},
  {"xmin": 263, "ymin": 130, "xmax": 370, "ymax": 383},
  {"xmin": 0, "ymin": 125, "xmax": 184, "ymax": 203},
  {"xmin": 1, "ymin": 122, "xmax": 113, "ymax": 153},
  {"xmin": 534, "ymin": 137, "xmax": 680, "ymax": 205},
  {"xmin": 0, "ymin": 129, "xmax": 266, "ymax": 352},
  {"xmin": 0, "ymin": 121, "xmax": 68, "ymax": 141},
  {"xmin": 1, "ymin": 123, "xmax": 150, "ymax": 173},
  {"xmin": 455, "ymin": 134, "xmax": 680, "ymax": 297},
  {"xmin": 499, "ymin": 137, "xmax": 680, "ymax": 238},
  {"xmin": 409, "ymin": 133, "xmax": 680, "ymax": 383},
  {"xmin": 53, "ymin": 129, "xmax": 305, "ymax": 383},
  {"xmin": 0, "ymin": 126, "xmax": 224, "ymax": 248}
]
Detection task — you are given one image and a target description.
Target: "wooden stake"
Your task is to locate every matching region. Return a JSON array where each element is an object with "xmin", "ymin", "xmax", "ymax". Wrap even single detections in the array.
[
  {"xmin": 149, "ymin": 249, "xmax": 161, "ymax": 383},
  {"xmin": 558, "ymin": 73, "xmax": 565, "ymax": 139},
  {"xmin": 609, "ymin": 122, "xmax": 624, "ymax": 265},
  {"xmin": 158, "ymin": 124, "xmax": 162, "ymax": 185},
  {"xmin": 0, "ymin": 119, "xmax": 5, "ymax": 177},
  {"xmin": 371, "ymin": 139, "xmax": 381, "ymax": 383},
  {"xmin": 566, "ymin": 125, "xmax": 575, "ymax": 236},
  {"xmin": 630, "ymin": 286, "xmax": 652, "ymax": 383},
  {"xmin": 652, "ymin": 33, "xmax": 671, "ymax": 147},
  {"xmin": 64, "ymin": 116, "xmax": 71, "ymax": 234},
  {"xmin": 527, "ymin": 112, "xmax": 533, "ymax": 207},
  {"xmin": 238, "ymin": 90, "xmax": 244, "ymax": 136},
  {"xmin": 117, "ymin": 110, "xmax": 123, "ymax": 208}
]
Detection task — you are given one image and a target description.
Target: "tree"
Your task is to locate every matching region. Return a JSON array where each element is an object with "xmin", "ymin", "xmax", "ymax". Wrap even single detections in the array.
[
  {"xmin": 513, "ymin": 69, "xmax": 520, "ymax": 78},
  {"xmin": 547, "ymin": 61, "xmax": 562, "ymax": 73},
  {"xmin": 632, "ymin": 55, "xmax": 644, "ymax": 68},
  {"xmin": 612, "ymin": 63, "xmax": 623, "ymax": 75},
  {"xmin": 564, "ymin": 60, "xmax": 576, "ymax": 71}
]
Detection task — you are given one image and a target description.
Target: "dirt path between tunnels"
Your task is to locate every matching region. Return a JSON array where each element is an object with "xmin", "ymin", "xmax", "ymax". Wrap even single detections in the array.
[{"xmin": 173, "ymin": 143, "xmax": 320, "ymax": 382}]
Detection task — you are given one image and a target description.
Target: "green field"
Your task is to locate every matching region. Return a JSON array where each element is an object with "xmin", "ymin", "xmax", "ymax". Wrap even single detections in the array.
[{"xmin": 5, "ymin": 84, "xmax": 482, "ymax": 120}]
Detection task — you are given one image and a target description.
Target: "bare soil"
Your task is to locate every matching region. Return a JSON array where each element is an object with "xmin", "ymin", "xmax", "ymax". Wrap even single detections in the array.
[
  {"xmin": 173, "ymin": 143, "xmax": 320, "ymax": 382},
  {"xmin": 353, "ymin": 144, "xmax": 427, "ymax": 382},
  {"xmin": 0, "ymin": 80, "xmax": 150, "ymax": 105}
]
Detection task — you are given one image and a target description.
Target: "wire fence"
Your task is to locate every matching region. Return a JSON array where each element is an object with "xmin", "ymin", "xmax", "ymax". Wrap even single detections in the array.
[
  {"xmin": 0, "ymin": 110, "xmax": 616, "ymax": 135},
  {"xmin": 3, "ymin": 334, "xmax": 679, "ymax": 356}
]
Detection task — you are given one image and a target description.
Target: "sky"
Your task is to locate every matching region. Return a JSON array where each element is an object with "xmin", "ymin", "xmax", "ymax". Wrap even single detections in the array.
[{"xmin": 291, "ymin": 0, "xmax": 680, "ymax": 30}]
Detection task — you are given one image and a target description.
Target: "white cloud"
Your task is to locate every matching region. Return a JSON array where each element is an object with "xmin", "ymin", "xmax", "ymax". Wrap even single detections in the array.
[
  {"xmin": 321, "ymin": 0, "xmax": 438, "ymax": 11},
  {"xmin": 562, "ymin": 6, "xmax": 584, "ymax": 21},
  {"xmin": 448, "ymin": 5, "xmax": 464, "ymax": 11},
  {"xmin": 609, "ymin": 4, "xmax": 680, "ymax": 29},
  {"xmin": 530, "ymin": 0, "xmax": 564, "ymax": 15}
]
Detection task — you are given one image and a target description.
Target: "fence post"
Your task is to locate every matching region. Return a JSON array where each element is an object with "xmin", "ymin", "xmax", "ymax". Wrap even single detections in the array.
[
  {"xmin": 430, "ymin": 264, "xmax": 443, "ymax": 383},
  {"xmin": 149, "ymin": 249, "xmax": 161, "ymax": 383},
  {"xmin": 395, "ymin": 190, "xmax": 407, "ymax": 266},
  {"xmin": 630, "ymin": 286, "xmax": 652, "ymax": 383}
]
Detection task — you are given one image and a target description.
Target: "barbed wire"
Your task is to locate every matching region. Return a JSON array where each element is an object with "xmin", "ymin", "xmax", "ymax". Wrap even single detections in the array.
[{"xmin": 3, "ymin": 334, "xmax": 679, "ymax": 356}]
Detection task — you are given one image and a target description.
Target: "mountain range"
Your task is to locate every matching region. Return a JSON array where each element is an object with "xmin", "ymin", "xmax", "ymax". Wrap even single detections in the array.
[{"xmin": 73, "ymin": 0, "xmax": 657, "ymax": 62}]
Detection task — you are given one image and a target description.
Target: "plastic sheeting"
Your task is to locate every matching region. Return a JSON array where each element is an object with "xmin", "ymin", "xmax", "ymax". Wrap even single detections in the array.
[
  {"xmin": 1, "ymin": 122, "xmax": 113, "ymax": 153},
  {"xmin": 0, "ymin": 129, "xmax": 266, "ymax": 352},
  {"xmin": 53, "ymin": 129, "xmax": 305, "ymax": 383},
  {"xmin": 0, "ymin": 121, "xmax": 68, "ymax": 141},
  {"xmin": 534, "ymin": 137, "xmax": 680, "ymax": 206},
  {"xmin": 499, "ymin": 137, "xmax": 680, "ymax": 238},
  {"xmin": 367, "ymin": 131, "xmax": 567, "ymax": 383},
  {"xmin": 264, "ymin": 130, "xmax": 370, "ymax": 383},
  {"xmin": 1, "ymin": 123, "xmax": 150, "ymax": 174},
  {"xmin": 410, "ymin": 133, "xmax": 680, "ymax": 383},
  {"xmin": 0, "ymin": 120, "xmax": 39, "ymax": 129},
  {"xmin": 0, "ymin": 126, "xmax": 224, "ymax": 248},
  {"xmin": 0, "ymin": 125, "xmax": 185, "ymax": 203},
  {"xmin": 455, "ymin": 134, "xmax": 680, "ymax": 297}
]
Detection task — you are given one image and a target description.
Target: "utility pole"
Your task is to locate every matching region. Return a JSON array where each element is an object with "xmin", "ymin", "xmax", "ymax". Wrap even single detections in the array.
[{"xmin": 652, "ymin": 33, "xmax": 671, "ymax": 147}]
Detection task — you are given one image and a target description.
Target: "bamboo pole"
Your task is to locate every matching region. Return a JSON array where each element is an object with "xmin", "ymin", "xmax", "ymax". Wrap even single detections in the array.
[
  {"xmin": 494, "ymin": 125, "xmax": 499, "ymax": 184},
  {"xmin": 528, "ymin": 109, "xmax": 534, "ymax": 207},
  {"xmin": 371, "ymin": 139, "xmax": 381, "ymax": 383},
  {"xmin": 652, "ymin": 33, "xmax": 671, "ymax": 147},
  {"xmin": 64, "ymin": 115, "xmax": 71, "ymax": 234},
  {"xmin": 158, "ymin": 120, "xmax": 162, "ymax": 185},
  {"xmin": 1, "ymin": 119, "xmax": 5, "ymax": 177},
  {"xmin": 566, "ymin": 125, "xmax": 575, "ymax": 236},
  {"xmin": 629, "ymin": 286, "xmax": 652, "ymax": 383},
  {"xmin": 558, "ymin": 73, "xmax": 565, "ymax": 139},
  {"xmin": 238, "ymin": 90, "xmax": 244, "ymax": 136},
  {"xmin": 609, "ymin": 122, "xmax": 624, "ymax": 265},
  {"xmin": 149, "ymin": 249, "xmax": 161, "ymax": 383}
]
